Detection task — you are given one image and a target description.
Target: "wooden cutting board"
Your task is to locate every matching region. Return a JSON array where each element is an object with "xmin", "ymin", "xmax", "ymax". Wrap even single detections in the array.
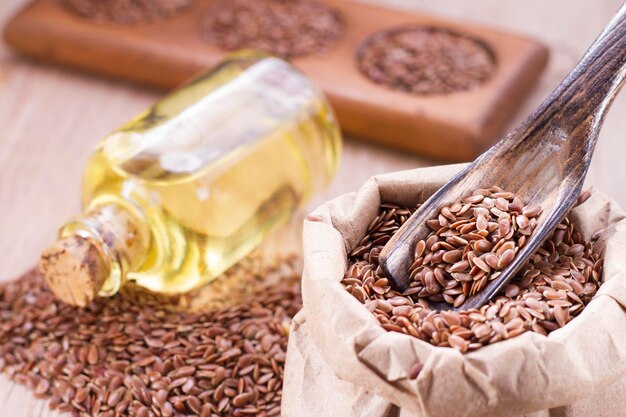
[{"xmin": 3, "ymin": 0, "xmax": 548, "ymax": 161}]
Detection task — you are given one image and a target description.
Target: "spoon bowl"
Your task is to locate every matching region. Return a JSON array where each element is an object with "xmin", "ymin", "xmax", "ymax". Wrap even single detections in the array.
[{"xmin": 379, "ymin": 2, "xmax": 626, "ymax": 311}]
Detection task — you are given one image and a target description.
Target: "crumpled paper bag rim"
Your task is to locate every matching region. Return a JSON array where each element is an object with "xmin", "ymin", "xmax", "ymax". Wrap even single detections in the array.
[{"xmin": 298, "ymin": 164, "xmax": 626, "ymax": 417}]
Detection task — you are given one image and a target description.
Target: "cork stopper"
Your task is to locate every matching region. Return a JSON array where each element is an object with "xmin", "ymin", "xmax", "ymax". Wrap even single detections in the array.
[{"xmin": 40, "ymin": 236, "xmax": 110, "ymax": 307}]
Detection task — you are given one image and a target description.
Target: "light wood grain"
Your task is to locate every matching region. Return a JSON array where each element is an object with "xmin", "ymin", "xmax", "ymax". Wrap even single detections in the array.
[{"xmin": 1, "ymin": 0, "xmax": 626, "ymax": 416}]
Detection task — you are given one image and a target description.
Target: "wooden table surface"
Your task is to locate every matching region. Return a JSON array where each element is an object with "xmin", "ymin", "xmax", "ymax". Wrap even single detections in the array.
[{"xmin": 1, "ymin": 0, "xmax": 625, "ymax": 415}]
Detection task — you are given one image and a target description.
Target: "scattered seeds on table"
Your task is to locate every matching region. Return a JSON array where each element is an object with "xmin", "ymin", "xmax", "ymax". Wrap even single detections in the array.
[{"xmin": 0, "ymin": 255, "xmax": 301, "ymax": 417}]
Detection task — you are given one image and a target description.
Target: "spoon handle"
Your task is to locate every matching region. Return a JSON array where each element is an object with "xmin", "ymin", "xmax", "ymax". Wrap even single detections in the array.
[
  {"xmin": 379, "ymin": 4, "xmax": 626, "ymax": 300},
  {"xmin": 527, "ymin": 2, "xmax": 626, "ymax": 147}
]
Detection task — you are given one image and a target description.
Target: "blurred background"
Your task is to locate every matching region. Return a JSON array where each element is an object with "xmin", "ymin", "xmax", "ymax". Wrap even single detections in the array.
[{"xmin": 1, "ymin": 0, "xmax": 625, "ymax": 282}]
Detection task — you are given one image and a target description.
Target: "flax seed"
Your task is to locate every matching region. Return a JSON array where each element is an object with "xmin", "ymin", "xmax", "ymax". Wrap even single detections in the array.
[
  {"xmin": 0, "ymin": 256, "xmax": 302, "ymax": 416},
  {"xmin": 61, "ymin": 0, "xmax": 192, "ymax": 24},
  {"xmin": 343, "ymin": 191, "xmax": 603, "ymax": 352},
  {"xmin": 202, "ymin": 0, "xmax": 345, "ymax": 58}
]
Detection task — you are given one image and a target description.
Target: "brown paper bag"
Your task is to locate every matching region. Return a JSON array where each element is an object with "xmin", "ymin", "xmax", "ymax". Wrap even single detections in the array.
[{"xmin": 283, "ymin": 164, "xmax": 626, "ymax": 417}]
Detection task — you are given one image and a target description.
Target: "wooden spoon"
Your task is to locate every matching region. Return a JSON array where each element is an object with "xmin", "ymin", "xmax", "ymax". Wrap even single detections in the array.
[{"xmin": 379, "ymin": 3, "xmax": 626, "ymax": 311}]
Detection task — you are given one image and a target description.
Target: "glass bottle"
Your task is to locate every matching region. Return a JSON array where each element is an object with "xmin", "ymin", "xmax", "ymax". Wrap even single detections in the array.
[{"xmin": 40, "ymin": 51, "xmax": 342, "ymax": 307}]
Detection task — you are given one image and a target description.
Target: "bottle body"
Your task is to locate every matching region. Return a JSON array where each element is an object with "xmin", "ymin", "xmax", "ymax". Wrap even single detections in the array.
[{"xmin": 55, "ymin": 52, "xmax": 341, "ymax": 298}]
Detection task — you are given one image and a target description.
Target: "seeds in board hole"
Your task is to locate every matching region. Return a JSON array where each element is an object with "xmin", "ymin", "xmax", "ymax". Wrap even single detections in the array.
[
  {"xmin": 61, "ymin": 0, "xmax": 192, "ymax": 24},
  {"xmin": 202, "ymin": 0, "xmax": 345, "ymax": 58},
  {"xmin": 357, "ymin": 25, "xmax": 496, "ymax": 95}
]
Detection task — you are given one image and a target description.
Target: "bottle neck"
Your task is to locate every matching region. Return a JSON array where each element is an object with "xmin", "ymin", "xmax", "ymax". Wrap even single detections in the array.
[{"xmin": 43, "ymin": 202, "xmax": 150, "ymax": 305}]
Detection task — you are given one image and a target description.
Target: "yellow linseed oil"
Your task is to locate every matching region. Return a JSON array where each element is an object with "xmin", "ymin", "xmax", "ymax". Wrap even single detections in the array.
[{"xmin": 42, "ymin": 52, "xmax": 341, "ymax": 304}]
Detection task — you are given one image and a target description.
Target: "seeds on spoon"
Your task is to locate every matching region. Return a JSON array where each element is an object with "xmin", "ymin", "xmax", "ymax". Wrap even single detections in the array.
[{"xmin": 409, "ymin": 187, "xmax": 541, "ymax": 306}]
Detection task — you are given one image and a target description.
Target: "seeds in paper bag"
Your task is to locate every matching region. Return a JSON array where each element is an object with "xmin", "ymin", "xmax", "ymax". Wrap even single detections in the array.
[
  {"xmin": 342, "ymin": 191, "xmax": 603, "ymax": 353},
  {"xmin": 202, "ymin": 0, "xmax": 345, "ymax": 58},
  {"xmin": 0, "ymin": 256, "xmax": 301, "ymax": 416},
  {"xmin": 357, "ymin": 25, "xmax": 496, "ymax": 95}
]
